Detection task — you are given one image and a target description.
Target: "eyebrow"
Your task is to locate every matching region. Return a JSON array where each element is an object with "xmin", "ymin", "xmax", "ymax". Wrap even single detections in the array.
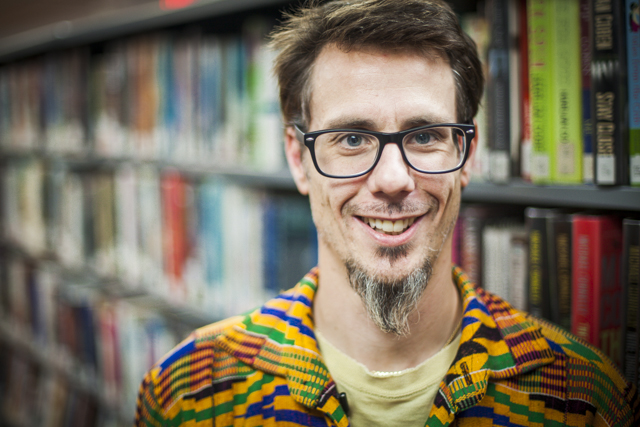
[{"xmin": 321, "ymin": 115, "xmax": 455, "ymax": 132}]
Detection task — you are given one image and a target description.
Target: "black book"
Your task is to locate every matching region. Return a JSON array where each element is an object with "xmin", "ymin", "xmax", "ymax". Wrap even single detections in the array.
[
  {"xmin": 525, "ymin": 207, "xmax": 552, "ymax": 320},
  {"xmin": 548, "ymin": 212, "xmax": 573, "ymax": 330},
  {"xmin": 591, "ymin": 0, "xmax": 629, "ymax": 185},
  {"xmin": 622, "ymin": 218, "xmax": 640, "ymax": 385}
]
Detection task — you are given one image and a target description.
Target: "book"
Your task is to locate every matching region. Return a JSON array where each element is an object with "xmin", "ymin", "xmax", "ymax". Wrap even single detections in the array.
[
  {"xmin": 525, "ymin": 207, "xmax": 552, "ymax": 319},
  {"xmin": 580, "ymin": 0, "xmax": 594, "ymax": 183},
  {"xmin": 115, "ymin": 164, "xmax": 140, "ymax": 285},
  {"xmin": 459, "ymin": 205, "xmax": 521, "ymax": 287},
  {"xmin": 527, "ymin": 0, "xmax": 583, "ymax": 184},
  {"xmin": 509, "ymin": 228, "xmax": 529, "ymax": 312},
  {"xmin": 92, "ymin": 172, "xmax": 116, "ymax": 276},
  {"xmin": 43, "ymin": 49, "xmax": 89, "ymax": 154},
  {"xmin": 622, "ymin": 218, "xmax": 639, "ymax": 384},
  {"xmin": 161, "ymin": 171, "xmax": 189, "ymax": 302},
  {"xmin": 572, "ymin": 214, "xmax": 624, "ymax": 367},
  {"xmin": 262, "ymin": 194, "xmax": 317, "ymax": 298},
  {"xmin": 486, "ymin": 0, "xmax": 513, "ymax": 183},
  {"xmin": 551, "ymin": 0, "xmax": 582, "ymax": 184},
  {"xmin": 460, "ymin": 205, "xmax": 495, "ymax": 287},
  {"xmin": 627, "ymin": 0, "xmax": 640, "ymax": 186},
  {"xmin": 519, "ymin": 0, "xmax": 533, "ymax": 181},
  {"xmin": 92, "ymin": 41, "xmax": 129, "ymax": 158},
  {"xmin": 508, "ymin": 0, "xmax": 523, "ymax": 179},
  {"xmin": 482, "ymin": 221, "xmax": 526, "ymax": 304},
  {"xmin": 592, "ymin": 0, "xmax": 629, "ymax": 185},
  {"xmin": 461, "ymin": 13, "xmax": 491, "ymax": 182},
  {"xmin": 527, "ymin": 0, "xmax": 553, "ymax": 184},
  {"xmin": 548, "ymin": 212, "xmax": 573, "ymax": 330},
  {"xmin": 137, "ymin": 166, "xmax": 164, "ymax": 293}
]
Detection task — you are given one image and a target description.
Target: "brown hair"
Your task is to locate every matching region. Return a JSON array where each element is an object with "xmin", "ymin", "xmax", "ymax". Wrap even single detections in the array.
[{"xmin": 270, "ymin": 0, "xmax": 484, "ymax": 127}]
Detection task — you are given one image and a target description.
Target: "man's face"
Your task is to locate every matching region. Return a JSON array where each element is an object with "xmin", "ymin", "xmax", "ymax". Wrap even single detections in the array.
[{"xmin": 287, "ymin": 45, "xmax": 472, "ymax": 286}]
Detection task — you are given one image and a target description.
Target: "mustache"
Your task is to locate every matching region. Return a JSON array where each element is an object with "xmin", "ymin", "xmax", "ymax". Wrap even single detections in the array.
[{"xmin": 343, "ymin": 199, "xmax": 437, "ymax": 217}]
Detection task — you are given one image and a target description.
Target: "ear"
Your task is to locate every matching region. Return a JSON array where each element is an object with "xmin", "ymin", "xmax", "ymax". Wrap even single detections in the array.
[
  {"xmin": 460, "ymin": 118, "xmax": 478, "ymax": 189},
  {"xmin": 285, "ymin": 126, "xmax": 310, "ymax": 195}
]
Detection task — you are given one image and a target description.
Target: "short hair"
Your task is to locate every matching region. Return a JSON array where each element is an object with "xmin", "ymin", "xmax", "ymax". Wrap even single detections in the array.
[{"xmin": 270, "ymin": 0, "xmax": 484, "ymax": 127}]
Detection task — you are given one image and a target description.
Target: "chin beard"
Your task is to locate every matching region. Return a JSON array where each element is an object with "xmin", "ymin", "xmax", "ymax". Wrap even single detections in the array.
[{"xmin": 346, "ymin": 257, "xmax": 433, "ymax": 337}]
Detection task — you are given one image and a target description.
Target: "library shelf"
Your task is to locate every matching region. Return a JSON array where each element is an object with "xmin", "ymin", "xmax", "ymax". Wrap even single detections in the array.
[
  {"xmin": 4, "ymin": 149, "xmax": 639, "ymax": 207},
  {"xmin": 463, "ymin": 180, "xmax": 640, "ymax": 212},
  {"xmin": 0, "ymin": 0, "xmax": 290, "ymax": 63},
  {"xmin": 0, "ymin": 241, "xmax": 221, "ymax": 328}
]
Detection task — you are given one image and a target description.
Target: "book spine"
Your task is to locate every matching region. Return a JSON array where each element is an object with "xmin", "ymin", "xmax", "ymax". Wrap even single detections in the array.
[
  {"xmin": 508, "ymin": 0, "xmax": 522, "ymax": 179},
  {"xmin": 622, "ymin": 219, "xmax": 640, "ymax": 383},
  {"xmin": 520, "ymin": 0, "xmax": 533, "ymax": 181},
  {"xmin": 487, "ymin": 0, "xmax": 511, "ymax": 183},
  {"xmin": 572, "ymin": 215, "xmax": 599, "ymax": 345},
  {"xmin": 526, "ymin": 208, "xmax": 550, "ymax": 318},
  {"xmin": 461, "ymin": 211, "xmax": 485, "ymax": 287},
  {"xmin": 580, "ymin": 0, "xmax": 594, "ymax": 183},
  {"xmin": 572, "ymin": 215, "xmax": 624, "ymax": 365},
  {"xmin": 483, "ymin": 225, "xmax": 501, "ymax": 296},
  {"xmin": 509, "ymin": 229, "xmax": 529, "ymax": 312},
  {"xmin": 550, "ymin": 214, "xmax": 573, "ymax": 330},
  {"xmin": 550, "ymin": 0, "xmax": 583, "ymax": 184},
  {"xmin": 598, "ymin": 216, "xmax": 624, "ymax": 367},
  {"xmin": 627, "ymin": 0, "xmax": 640, "ymax": 186},
  {"xmin": 528, "ymin": 0, "xmax": 553, "ymax": 184},
  {"xmin": 461, "ymin": 14, "xmax": 490, "ymax": 182},
  {"xmin": 161, "ymin": 171, "xmax": 188, "ymax": 301},
  {"xmin": 592, "ymin": 0, "xmax": 629, "ymax": 185}
]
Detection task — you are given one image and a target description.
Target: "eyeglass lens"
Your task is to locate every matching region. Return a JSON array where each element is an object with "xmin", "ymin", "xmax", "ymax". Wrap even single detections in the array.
[{"xmin": 312, "ymin": 126, "xmax": 466, "ymax": 177}]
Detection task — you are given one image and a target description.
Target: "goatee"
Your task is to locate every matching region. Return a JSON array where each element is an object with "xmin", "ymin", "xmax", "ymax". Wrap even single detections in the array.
[{"xmin": 346, "ymin": 258, "xmax": 432, "ymax": 336}]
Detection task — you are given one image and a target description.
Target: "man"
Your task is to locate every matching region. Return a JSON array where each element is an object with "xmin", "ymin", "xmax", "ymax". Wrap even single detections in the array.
[{"xmin": 135, "ymin": 0, "xmax": 639, "ymax": 425}]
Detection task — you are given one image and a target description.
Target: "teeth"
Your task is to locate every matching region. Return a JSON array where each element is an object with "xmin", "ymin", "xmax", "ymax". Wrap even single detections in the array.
[{"xmin": 362, "ymin": 216, "xmax": 416, "ymax": 235}]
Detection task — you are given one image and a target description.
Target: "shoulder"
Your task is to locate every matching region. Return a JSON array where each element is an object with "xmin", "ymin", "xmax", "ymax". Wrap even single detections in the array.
[
  {"xmin": 459, "ymin": 277, "xmax": 639, "ymax": 425},
  {"xmin": 134, "ymin": 280, "xmax": 318, "ymax": 426},
  {"xmin": 509, "ymin": 314, "xmax": 639, "ymax": 425},
  {"xmin": 134, "ymin": 314, "xmax": 247, "ymax": 424}
]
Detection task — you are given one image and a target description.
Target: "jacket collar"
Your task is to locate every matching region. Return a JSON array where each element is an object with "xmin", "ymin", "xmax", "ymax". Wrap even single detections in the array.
[{"xmin": 214, "ymin": 267, "xmax": 555, "ymax": 424}]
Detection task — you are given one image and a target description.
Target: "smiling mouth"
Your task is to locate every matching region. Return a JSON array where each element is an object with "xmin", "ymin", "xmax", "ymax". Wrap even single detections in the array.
[{"xmin": 360, "ymin": 216, "xmax": 417, "ymax": 235}]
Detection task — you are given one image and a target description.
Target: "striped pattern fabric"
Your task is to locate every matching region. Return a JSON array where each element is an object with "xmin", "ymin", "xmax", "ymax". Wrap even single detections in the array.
[{"xmin": 135, "ymin": 267, "xmax": 640, "ymax": 426}]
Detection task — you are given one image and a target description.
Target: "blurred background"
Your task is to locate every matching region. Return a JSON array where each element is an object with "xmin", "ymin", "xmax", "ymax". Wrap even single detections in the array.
[{"xmin": 0, "ymin": 0, "xmax": 638, "ymax": 426}]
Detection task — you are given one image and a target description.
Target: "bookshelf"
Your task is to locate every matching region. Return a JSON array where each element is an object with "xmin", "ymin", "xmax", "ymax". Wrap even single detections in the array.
[{"xmin": 0, "ymin": 0, "xmax": 639, "ymax": 426}]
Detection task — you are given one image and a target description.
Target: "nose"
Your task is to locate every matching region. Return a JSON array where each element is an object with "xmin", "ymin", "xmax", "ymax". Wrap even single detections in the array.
[{"xmin": 367, "ymin": 143, "xmax": 415, "ymax": 198}]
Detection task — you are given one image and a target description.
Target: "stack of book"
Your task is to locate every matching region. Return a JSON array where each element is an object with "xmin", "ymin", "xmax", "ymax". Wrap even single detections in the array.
[
  {"xmin": 454, "ymin": 204, "xmax": 640, "ymax": 386},
  {"xmin": 463, "ymin": 0, "xmax": 640, "ymax": 186},
  {"xmin": 0, "ymin": 25, "xmax": 283, "ymax": 172},
  {"xmin": 1, "ymin": 160, "xmax": 317, "ymax": 318}
]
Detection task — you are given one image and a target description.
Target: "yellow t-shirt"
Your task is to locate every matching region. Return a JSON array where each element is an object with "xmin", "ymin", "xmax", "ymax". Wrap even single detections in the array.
[{"xmin": 315, "ymin": 330, "xmax": 460, "ymax": 427}]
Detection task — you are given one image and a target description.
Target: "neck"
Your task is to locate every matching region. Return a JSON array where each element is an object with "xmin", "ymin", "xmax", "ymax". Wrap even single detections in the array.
[{"xmin": 313, "ymin": 242, "xmax": 462, "ymax": 373}]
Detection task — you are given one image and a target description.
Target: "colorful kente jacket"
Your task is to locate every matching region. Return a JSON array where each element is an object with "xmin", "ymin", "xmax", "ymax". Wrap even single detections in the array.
[{"xmin": 135, "ymin": 267, "xmax": 640, "ymax": 426}]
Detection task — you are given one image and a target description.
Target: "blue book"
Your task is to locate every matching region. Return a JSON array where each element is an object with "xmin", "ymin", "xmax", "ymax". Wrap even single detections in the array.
[{"xmin": 199, "ymin": 179, "xmax": 225, "ymax": 305}]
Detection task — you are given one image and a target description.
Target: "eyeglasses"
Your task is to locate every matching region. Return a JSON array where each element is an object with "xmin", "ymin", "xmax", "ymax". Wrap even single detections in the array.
[{"xmin": 294, "ymin": 123, "xmax": 475, "ymax": 179}]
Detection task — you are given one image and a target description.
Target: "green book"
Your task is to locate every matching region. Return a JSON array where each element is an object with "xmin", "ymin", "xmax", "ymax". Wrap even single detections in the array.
[
  {"xmin": 550, "ymin": 0, "xmax": 582, "ymax": 184},
  {"xmin": 528, "ymin": 0, "xmax": 553, "ymax": 184},
  {"xmin": 528, "ymin": 0, "xmax": 583, "ymax": 184}
]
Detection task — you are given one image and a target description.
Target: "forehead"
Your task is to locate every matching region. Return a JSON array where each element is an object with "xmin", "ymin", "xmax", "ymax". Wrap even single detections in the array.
[{"xmin": 308, "ymin": 45, "xmax": 457, "ymax": 130}]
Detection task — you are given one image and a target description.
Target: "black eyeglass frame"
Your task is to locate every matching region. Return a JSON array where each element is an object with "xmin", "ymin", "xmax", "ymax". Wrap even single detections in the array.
[{"xmin": 294, "ymin": 122, "xmax": 476, "ymax": 179}]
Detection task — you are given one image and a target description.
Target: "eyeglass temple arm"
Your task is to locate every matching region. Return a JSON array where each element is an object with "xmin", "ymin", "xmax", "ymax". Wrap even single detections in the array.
[{"xmin": 292, "ymin": 124, "xmax": 306, "ymax": 144}]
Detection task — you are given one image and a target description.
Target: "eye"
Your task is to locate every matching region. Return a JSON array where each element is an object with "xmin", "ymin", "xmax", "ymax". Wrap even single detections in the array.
[
  {"xmin": 413, "ymin": 132, "xmax": 433, "ymax": 145},
  {"xmin": 343, "ymin": 134, "xmax": 364, "ymax": 147}
]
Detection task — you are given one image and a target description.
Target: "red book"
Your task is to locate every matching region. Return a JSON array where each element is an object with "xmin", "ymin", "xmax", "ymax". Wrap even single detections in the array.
[
  {"xmin": 572, "ymin": 214, "xmax": 623, "ymax": 366},
  {"xmin": 161, "ymin": 171, "xmax": 188, "ymax": 298}
]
